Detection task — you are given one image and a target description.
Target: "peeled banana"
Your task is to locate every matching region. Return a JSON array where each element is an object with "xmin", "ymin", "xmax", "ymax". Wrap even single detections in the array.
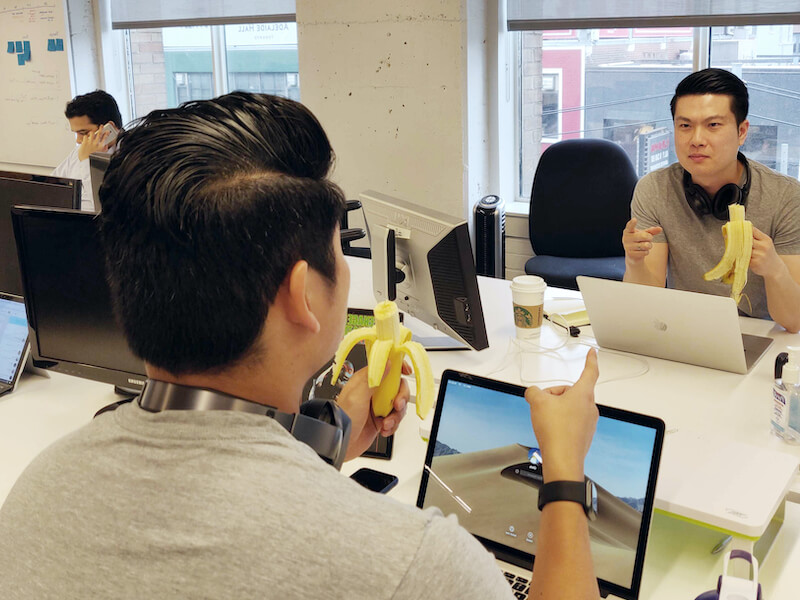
[
  {"xmin": 703, "ymin": 204, "xmax": 753, "ymax": 304},
  {"xmin": 331, "ymin": 300, "xmax": 434, "ymax": 419}
]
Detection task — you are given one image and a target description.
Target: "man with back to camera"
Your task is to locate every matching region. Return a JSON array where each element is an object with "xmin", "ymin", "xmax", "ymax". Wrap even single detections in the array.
[
  {"xmin": 52, "ymin": 89, "xmax": 123, "ymax": 212},
  {"xmin": 623, "ymin": 68, "xmax": 800, "ymax": 333},
  {"xmin": 0, "ymin": 92, "xmax": 601, "ymax": 599}
]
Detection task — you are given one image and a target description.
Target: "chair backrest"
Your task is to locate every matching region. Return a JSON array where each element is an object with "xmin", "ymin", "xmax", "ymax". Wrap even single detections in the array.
[{"xmin": 528, "ymin": 138, "xmax": 638, "ymax": 258}]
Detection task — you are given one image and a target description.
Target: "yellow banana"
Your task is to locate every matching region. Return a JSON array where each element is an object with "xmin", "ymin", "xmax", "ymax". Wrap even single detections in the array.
[
  {"xmin": 331, "ymin": 300, "xmax": 435, "ymax": 419},
  {"xmin": 703, "ymin": 204, "xmax": 753, "ymax": 304}
]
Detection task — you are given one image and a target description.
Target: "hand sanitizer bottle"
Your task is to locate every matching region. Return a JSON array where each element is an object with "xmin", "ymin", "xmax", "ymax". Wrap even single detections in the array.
[
  {"xmin": 771, "ymin": 352, "xmax": 789, "ymax": 440},
  {"xmin": 780, "ymin": 347, "xmax": 800, "ymax": 444}
]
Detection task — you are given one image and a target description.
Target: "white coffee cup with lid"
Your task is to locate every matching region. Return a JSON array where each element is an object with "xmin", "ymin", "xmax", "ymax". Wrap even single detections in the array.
[{"xmin": 510, "ymin": 275, "xmax": 547, "ymax": 338}]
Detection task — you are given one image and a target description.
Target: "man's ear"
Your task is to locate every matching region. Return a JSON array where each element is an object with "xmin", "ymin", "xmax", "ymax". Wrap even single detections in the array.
[
  {"xmin": 738, "ymin": 119, "xmax": 750, "ymax": 146},
  {"xmin": 283, "ymin": 260, "xmax": 321, "ymax": 334}
]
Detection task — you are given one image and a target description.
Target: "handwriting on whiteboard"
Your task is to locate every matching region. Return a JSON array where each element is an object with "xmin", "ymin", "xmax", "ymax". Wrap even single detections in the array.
[{"xmin": 1, "ymin": 2, "xmax": 57, "ymax": 24}]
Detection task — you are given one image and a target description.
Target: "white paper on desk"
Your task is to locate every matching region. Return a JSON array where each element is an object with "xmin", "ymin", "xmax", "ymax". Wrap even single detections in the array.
[{"xmin": 544, "ymin": 298, "xmax": 589, "ymax": 327}]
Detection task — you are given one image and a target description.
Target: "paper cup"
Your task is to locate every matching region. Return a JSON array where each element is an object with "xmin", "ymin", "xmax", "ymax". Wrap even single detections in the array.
[{"xmin": 510, "ymin": 275, "xmax": 546, "ymax": 338}]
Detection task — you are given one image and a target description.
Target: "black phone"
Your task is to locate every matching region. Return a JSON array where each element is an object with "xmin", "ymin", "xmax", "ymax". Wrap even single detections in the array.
[{"xmin": 350, "ymin": 467, "xmax": 398, "ymax": 494}]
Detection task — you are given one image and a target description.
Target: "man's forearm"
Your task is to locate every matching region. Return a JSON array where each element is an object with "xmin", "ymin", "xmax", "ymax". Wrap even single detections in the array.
[
  {"xmin": 764, "ymin": 264, "xmax": 800, "ymax": 333},
  {"xmin": 530, "ymin": 502, "xmax": 599, "ymax": 600},
  {"xmin": 623, "ymin": 259, "xmax": 664, "ymax": 287}
]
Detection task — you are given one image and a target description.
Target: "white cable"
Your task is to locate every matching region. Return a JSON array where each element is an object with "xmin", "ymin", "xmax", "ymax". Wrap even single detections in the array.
[
  {"xmin": 574, "ymin": 337, "xmax": 651, "ymax": 385},
  {"xmin": 480, "ymin": 323, "xmax": 571, "ymax": 380}
]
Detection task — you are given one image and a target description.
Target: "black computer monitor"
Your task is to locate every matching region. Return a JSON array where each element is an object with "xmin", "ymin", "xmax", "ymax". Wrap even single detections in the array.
[
  {"xmin": 359, "ymin": 190, "xmax": 489, "ymax": 351},
  {"xmin": 89, "ymin": 152, "xmax": 112, "ymax": 211},
  {"xmin": 0, "ymin": 171, "xmax": 81, "ymax": 296},
  {"xmin": 11, "ymin": 206, "xmax": 147, "ymax": 393}
]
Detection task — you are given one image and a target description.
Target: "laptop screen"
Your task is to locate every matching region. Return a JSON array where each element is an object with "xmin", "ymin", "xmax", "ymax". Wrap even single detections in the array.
[
  {"xmin": 417, "ymin": 369, "xmax": 664, "ymax": 600},
  {"xmin": 0, "ymin": 294, "xmax": 28, "ymax": 387}
]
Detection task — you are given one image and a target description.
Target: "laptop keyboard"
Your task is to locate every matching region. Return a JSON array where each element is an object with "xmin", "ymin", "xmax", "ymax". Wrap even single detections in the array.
[{"xmin": 503, "ymin": 571, "xmax": 530, "ymax": 599}]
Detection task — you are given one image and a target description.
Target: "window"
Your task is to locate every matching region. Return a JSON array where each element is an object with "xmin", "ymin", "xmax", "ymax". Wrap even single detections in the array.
[
  {"xmin": 224, "ymin": 22, "xmax": 300, "ymax": 101},
  {"xmin": 516, "ymin": 24, "xmax": 800, "ymax": 200},
  {"xmin": 710, "ymin": 25, "xmax": 800, "ymax": 178},
  {"xmin": 125, "ymin": 22, "xmax": 299, "ymax": 119},
  {"xmin": 174, "ymin": 73, "xmax": 214, "ymax": 105},
  {"xmin": 541, "ymin": 71, "xmax": 561, "ymax": 140}
]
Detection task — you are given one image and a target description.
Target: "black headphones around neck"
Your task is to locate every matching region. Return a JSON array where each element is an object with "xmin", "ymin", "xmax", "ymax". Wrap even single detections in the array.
[
  {"xmin": 96, "ymin": 380, "xmax": 351, "ymax": 470},
  {"xmin": 683, "ymin": 152, "xmax": 751, "ymax": 221}
]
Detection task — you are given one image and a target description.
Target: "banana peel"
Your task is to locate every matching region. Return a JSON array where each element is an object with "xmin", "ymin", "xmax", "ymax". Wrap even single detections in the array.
[
  {"xmin": 331, "ymin": 300, "xmax": 434, "ymax": 419},
  {"xmin": 703, "ymin": 204, "xmax": 753, "ymax": 305}
]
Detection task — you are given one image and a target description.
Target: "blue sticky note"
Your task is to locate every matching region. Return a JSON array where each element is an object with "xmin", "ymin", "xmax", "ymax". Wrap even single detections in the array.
[
  {"xmin": 55, "ymin": 38, "xmax": 63, "ymax": 51},
  {"xmin": 15, "ymin": 41, "xmax": 23, "ymax": 53},
  {"xmin": 23, "ymin": 41, "xmax": 30, "ymax": 60},
  {"xmin": 47, "ymin": 39, "xmax": 55, "ymax": 51},
  {"xmin": 17, "ymin": 53, "xmax": 25, "ymax": 65},
  {"xmin": 7, "ymin": 41, "xmax": 14, "ymax": 53}
]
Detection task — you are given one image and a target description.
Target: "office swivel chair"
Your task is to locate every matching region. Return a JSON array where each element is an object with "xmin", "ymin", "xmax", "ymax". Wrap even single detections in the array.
[{"xmin": 525, "ymin": 138, "xmax": 638, "ymax": 291}]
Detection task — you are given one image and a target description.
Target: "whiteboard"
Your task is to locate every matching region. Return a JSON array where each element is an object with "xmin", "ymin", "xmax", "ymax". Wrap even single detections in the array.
[{"xmin": 0, "ymin": 1, "xmax": 75, "ymax": 168}]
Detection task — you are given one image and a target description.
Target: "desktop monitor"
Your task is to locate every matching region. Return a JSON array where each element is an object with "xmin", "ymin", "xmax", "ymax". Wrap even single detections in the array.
[
  {"xmin": 0, "ymin": 170, "xmax": 81, "ymax": 296},
  {"xmin": 89, "ymin": 152, "xmax": 112, "ymax": 212},
  {"xmin": 359, "ymin": 190, "xmax": 489, "ymax": 351},
  {"xmin": 11, "ymin": 205, "xmax": 147, "ymax": 393}
]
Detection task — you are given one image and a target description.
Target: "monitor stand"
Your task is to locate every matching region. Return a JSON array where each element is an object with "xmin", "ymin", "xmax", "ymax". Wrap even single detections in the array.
[
  {"xmin": 23, "ymin": 354, "xmax": 50, "ymax": 378},
  {"xmin": 405, "ymin": 316, "xmax": 470, "ymax": 351}
]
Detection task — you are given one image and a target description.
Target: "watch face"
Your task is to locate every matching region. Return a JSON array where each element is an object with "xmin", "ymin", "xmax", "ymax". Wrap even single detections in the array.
[{"xmin": 586, "ymin": 479, "xmax": 598, "ymax": 521}]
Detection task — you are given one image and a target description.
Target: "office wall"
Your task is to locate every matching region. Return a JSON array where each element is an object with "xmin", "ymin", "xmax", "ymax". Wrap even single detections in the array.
[{"xmin": 297, "ymin": 0, "xmax": 495, "ymax": 224}]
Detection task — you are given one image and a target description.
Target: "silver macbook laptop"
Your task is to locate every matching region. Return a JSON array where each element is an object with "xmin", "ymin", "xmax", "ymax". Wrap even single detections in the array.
[
  {"xmin": 417, "ymin": 369, "xmax": 665, "ymax": 600},
  {"xmin": 577, "ymin": 276, "xmax": 773, "ymax": 375}
]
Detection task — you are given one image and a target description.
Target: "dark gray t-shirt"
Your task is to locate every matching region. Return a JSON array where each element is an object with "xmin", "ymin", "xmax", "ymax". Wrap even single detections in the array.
[
  {"xmin": 631, "ymin": 159, "xmax": 800, "ymax": 319},
  {"xmin": 0, "ymin": 402, "xmax": 514, "ymax": 599}
]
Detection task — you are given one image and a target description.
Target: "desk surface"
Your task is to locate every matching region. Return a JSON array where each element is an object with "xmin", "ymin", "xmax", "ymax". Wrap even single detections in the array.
[{"xmin": 2, "ymin": 255, "xmax": 800, "ymax": 599}]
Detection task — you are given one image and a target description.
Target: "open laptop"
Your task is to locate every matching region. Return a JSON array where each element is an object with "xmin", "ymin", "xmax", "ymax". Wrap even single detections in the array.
[
  {"xmin": 0, "ymin": 292, "xmax": 30, "ymax": 397},
  {"xmin": 417, "ymin": 369, "xmax": 664, "ymax": 600},
  {"xmin": 577, "ymin": 276, "xmax": 773, "ymax": 375}
]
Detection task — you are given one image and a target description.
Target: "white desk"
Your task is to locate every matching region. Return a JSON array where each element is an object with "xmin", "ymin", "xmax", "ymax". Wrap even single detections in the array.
[
  {"xmin": 2, "ymin": 255, "xmax": 800, "ymax": 599},
  {"xmin": 344, "ymin": 256, "xmax": 800, "ymax": 598}
]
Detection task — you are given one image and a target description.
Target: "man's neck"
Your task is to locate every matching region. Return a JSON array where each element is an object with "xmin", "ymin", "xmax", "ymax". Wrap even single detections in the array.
[{"xmin": 692, "ymin": 158, "xmax": 744, "ymax": 197}]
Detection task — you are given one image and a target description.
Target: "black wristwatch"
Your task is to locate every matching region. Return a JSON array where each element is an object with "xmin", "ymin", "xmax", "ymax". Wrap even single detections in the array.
[{"xmin": 537, "ymin": 479, "xmax": 598, "ymax": 520}]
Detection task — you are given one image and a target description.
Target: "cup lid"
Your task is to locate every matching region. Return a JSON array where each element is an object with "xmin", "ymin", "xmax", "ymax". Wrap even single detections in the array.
[{"xmin": 511, "ymin": 275, "xmax": 546, "ymax": 292}]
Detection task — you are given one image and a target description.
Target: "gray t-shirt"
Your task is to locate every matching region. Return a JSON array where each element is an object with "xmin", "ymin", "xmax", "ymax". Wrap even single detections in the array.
[
  {"xmin": 631, "ymin": 159, "xmax": 800, "ymax": 319},
  {"xmin": 0, "ymin": 402, "xmax": 514, "ymax": 599}
]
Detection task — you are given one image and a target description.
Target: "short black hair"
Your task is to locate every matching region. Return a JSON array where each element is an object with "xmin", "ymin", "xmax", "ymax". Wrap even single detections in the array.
[
  {"xmin": 65, "ymin": 90, "xmax": 123, "ymax": 128},
  {"xmin": 98, "ymin": 92, "xmax": 346, "ymax": 375},
  {"xmin": 670, "ymin": 68, "xmax": 749, "ymax": 125}
]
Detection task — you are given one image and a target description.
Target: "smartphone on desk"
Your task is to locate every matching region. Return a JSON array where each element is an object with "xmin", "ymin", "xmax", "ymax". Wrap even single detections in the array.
[{"xmin": 350, "ymin": 467, "xmax": 398, "ymax": 494}]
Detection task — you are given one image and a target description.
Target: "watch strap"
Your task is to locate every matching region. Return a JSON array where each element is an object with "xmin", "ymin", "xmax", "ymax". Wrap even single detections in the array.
[{"xmin": 537, "ymin": 480, "xmax": 587, "ymax": 512}]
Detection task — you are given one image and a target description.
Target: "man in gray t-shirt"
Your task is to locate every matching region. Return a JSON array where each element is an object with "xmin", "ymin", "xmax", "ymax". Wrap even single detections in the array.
[
  {"xmin": 0, "ymin": 93, "xmax": 602, "ymax": 599},
  {"xmin": 623, "ymin": 68, "xmax": 800, "ymax": 333}
]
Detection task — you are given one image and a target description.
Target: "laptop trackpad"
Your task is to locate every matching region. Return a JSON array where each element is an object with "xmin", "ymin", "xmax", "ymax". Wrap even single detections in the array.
[{"xmin": 742, "ymin": 334, "xmax": 773, "ymax": 371}]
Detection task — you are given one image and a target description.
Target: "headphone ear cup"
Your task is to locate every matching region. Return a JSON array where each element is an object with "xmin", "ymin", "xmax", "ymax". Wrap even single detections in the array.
[
  {"xmin": 301, "ymin": 399, "xmax": 352, "ymax": 451},
  {"xmin": 711, "ymin": 184, "xmax": 742, "ymax": 220},
  {"xmin": 683, "ymin": 172, "xmax": 712, "ymax": 216}
]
